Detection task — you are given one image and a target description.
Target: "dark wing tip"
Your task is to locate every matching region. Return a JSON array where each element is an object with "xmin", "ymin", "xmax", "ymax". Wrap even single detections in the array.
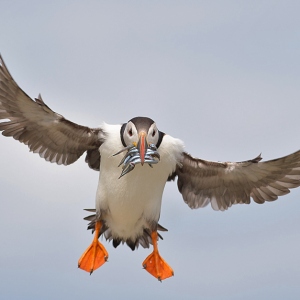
[
  {"xmin": 35, "ymin": 93, "xmax": 44, "ymax": 105},
  {"xmin": 251, "ymin": 153, "xmax": 262, "ymax": 163}
]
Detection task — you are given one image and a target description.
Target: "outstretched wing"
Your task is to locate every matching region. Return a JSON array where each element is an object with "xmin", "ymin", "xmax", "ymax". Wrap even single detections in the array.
[
  {"xmin": 176, "ymin": 151, "xmax": 300, "ymax": 211},
  {"xmin": 0, "ymin": 55, "xmax": 104, "ymax": 167}
]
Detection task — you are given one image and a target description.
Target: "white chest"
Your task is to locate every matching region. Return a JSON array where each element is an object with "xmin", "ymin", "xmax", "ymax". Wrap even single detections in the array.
[{"xmin": 95, "ymin": 123, "xmax": 184, "ymax": 240}]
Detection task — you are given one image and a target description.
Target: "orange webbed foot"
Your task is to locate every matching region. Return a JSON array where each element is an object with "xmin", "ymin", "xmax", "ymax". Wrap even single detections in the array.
[
  {"xmin": 143, "ymin": 251, "xmax": 174, "ymax": 281},
  {"xmin": 142, "ymin": 231, "xmax": 174, "ymax": 281},
  {"xmin": 78, "ymin": 240, "xmax": 108, "ymax": 274},
  {"xmin": 78, "ymin": 221, "xmax": 109, "ymax": 274}
]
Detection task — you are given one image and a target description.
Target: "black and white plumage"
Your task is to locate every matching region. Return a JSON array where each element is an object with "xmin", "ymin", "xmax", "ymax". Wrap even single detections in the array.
[{"xmin": 1, "ymin": 55, "xmax": 300, "ymax": 252}]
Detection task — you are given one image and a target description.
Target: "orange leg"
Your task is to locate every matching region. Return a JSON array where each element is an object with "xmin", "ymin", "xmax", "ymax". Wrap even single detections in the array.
[
  {"xmin": 78, "ymin": 221, "xmax": 109, "ymax": 274},
  {"xmin": 142, "ymin": 231, "xmax": 174, "ymax": 281}
]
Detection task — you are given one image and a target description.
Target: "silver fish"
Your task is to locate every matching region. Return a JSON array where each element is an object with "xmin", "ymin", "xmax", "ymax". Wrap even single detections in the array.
[{"xmin": 115, "ymin": 144, "xmax": 160, "ymax": 178}]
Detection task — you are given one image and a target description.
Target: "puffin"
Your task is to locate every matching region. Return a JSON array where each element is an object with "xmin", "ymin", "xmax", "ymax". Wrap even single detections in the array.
[{"xmin": 1, "ymin": 55, "xmax": 300, "ymax": 281}]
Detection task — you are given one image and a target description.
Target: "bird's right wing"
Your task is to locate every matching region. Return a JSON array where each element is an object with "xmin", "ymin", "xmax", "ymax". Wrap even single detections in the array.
[
  {"xmin": 176, "ymin": 151, "xmax": 300, "ymax": 211},
  {"xmin": 0, "ymin": 55, "xmax": 104, "ymax": 167}
]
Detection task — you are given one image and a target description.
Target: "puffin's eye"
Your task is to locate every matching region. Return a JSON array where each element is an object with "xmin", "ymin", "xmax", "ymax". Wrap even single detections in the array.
[
  {"xmin": 128, "ymin": 129, "xmax": 133, "ymax": 136},
  {"xmin": 152, "ymin": 130, "xmax": 156, "ymax": 137}
]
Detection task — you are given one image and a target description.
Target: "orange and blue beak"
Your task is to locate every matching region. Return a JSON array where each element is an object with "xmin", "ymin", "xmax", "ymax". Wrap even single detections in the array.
[{"xmin": 137, "ymin": 131, "xmax": 148, "ymax": 166}]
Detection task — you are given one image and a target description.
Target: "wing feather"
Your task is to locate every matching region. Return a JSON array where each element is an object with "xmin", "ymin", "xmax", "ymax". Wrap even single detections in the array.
[
  {"xmin": 176, "ymin": 150, "xmax": 300, "ymax": 210},
  {"xmin": 0, "ymin": 55, "xmax": 104, "ymax": 167}
]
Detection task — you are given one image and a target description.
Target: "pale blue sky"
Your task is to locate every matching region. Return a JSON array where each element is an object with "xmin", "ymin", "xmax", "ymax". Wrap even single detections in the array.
[{"xmin": 0, "ymin": 1, "xmax": 300, "ymax": 299}]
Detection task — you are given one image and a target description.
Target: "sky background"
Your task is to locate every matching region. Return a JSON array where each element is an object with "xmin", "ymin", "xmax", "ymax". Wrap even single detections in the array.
[{"xmin": 0, "ymin": 1, "xmax": 300, "ymax": 299}]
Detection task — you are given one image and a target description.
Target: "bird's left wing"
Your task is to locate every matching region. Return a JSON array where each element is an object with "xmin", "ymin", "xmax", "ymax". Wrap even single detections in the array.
[
  {"xmin": 0, "ymin": 55, "xmax": 104, "ymax": 168},
  {"xmin": 176, "ymin": 151, "xmax": 300, "ymax": 211}
]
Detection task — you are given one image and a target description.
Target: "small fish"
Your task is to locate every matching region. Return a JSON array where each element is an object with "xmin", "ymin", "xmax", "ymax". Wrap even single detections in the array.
[{"xmin": 115, "ymin": 144, "xmax": 160, "ymax": 178}]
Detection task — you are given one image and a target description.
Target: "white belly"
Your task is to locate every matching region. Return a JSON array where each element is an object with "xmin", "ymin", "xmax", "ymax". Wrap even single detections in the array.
[
  {"xmin": 95, "ymin": 123, "xmax": 184, "ymax": 242},
  {"xmin": 96, "ymin": 157, "xmax": 169, "ymax": 240}
]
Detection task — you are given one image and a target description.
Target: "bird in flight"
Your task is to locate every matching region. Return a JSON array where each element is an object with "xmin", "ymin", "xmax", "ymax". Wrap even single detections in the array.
[{"xmin": 1, "ymin": 55, "xmax": 300, "ymax": 281}]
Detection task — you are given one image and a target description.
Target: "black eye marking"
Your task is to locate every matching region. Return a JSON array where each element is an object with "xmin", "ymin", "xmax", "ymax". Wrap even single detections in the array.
[
  {"xmin": 128, "ymin": 129, "xmax": 133, "ymax": 136},
  {"xmin": 152, "ymin": 129, "xmax": 156, "ymax": 137}
]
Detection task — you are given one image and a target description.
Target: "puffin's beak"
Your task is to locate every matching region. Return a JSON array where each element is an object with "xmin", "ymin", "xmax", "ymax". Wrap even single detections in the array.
[{"xmin": 137, "ymin": 131, "xmax": 148, "ymax": 166}]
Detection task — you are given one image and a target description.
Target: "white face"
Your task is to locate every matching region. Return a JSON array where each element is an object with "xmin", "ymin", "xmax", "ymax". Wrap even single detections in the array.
[{"xmin": 123, "ymin": 121, "xmax": 159, "ymax": 147}]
